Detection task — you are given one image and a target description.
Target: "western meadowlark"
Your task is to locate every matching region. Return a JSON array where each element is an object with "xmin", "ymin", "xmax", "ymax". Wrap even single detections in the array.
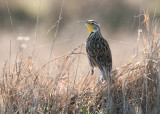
[{"xmin": 80, "ymin": 20, "xmax": 112, "ymax": 81}]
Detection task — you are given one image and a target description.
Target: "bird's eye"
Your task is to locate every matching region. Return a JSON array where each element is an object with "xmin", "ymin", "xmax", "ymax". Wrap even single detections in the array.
[{"xmin": 94, "ymin": 22, "xmax": 98, "ymax": 25}]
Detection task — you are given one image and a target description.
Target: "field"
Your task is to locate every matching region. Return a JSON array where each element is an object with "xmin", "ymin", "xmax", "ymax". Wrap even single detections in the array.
[{"xmin": 1, "ymin": 0, "xmax": 160, "ymax": 114}]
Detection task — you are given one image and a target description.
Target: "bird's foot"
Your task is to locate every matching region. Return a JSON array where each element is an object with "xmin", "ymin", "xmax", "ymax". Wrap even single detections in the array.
[{"xmin": 91, "ymin": 69, "xmax": 94, "ymax": 75}]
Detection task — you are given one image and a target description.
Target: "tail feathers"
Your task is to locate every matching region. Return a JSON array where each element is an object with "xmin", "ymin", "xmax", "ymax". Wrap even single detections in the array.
[{"xmin": 100, "ymin": 67, "xmax": 114, "ymax": 83}]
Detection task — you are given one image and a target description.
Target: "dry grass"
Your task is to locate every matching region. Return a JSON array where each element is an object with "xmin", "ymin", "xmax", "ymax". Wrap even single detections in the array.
[{"xmin": 0, "ymin": 14, "xmax": 160, "ymax": 114}]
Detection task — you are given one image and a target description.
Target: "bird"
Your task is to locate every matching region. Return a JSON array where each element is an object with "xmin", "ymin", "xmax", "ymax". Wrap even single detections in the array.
[{"xmin": 79, "ymin": 20, "xmax": 112, "ymax": 82}]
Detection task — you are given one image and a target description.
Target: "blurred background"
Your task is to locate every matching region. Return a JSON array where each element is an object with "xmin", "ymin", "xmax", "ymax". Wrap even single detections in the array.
[{"xmin": 0, "ymin": 0, "xmax": 160, "ymax": 69}]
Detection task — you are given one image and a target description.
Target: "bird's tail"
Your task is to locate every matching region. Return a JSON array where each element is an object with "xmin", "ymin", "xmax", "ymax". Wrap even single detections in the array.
[{"xmin": 100, "ymin": 67, "xmax": 114, "ymax": 84}]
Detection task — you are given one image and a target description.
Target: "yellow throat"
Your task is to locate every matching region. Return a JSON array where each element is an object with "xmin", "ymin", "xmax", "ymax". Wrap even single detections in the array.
[{"xmin": 86, "ymin": 24, "xmax": 93, "ymax": 35}]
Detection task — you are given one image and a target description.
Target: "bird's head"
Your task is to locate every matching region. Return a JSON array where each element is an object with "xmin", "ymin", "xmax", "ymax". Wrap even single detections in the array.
[{"xmin": 78, "ymin": 20, "xmax": 100, "ymax": 35}]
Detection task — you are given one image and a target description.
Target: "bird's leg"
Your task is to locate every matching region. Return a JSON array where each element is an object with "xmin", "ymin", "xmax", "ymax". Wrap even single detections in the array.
[{"xmin": 91, "ymin": 68, "xmax": 94, "ymax": 75}]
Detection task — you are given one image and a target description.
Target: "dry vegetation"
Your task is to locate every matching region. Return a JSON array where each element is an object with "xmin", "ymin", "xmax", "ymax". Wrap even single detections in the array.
[{"xmin": 1, "ymin": 13, "xmax": 160, "ymax": 114}]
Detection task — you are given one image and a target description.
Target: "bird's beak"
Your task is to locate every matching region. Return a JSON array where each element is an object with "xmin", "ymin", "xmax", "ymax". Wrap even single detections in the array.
[{"xmin": 77, "ymin": 21, "xmax": 88, "ymax": 24}]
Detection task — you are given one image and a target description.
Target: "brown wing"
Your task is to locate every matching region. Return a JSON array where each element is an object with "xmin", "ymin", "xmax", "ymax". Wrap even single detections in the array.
[{"xmin": 86, "ymin": 36, "xmax": 112, "ymax": 72}]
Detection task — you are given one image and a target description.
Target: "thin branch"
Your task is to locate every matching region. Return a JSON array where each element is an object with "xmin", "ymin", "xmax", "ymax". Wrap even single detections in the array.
[
  {"xmin": 66, "ymin": 70, "xmax": 70, "ymax": 114},
  {"xmin": 37, "ymin": 43, "xmax": 85, "ymax": 74},
  {"xmin": 152, "ymin": 0, "xmax": 159, "ymax": 23},
  {"xmin": 35, "ymin": 0, "xmax": 42, "ymax": 39},
  {"xmin": 47, "ymin": 17, "xmax": 63, "ymax": 34},
  {"xmin": 5, "ymin": 0, "xmax": 15, "ymax": 32},
  {"xmin": 9, "ymin": 40, "xmax": 11, "ymax": 74},
  {"xmin": 48, "ymin": 0, "xmax": 65, "ymax": 74}
]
